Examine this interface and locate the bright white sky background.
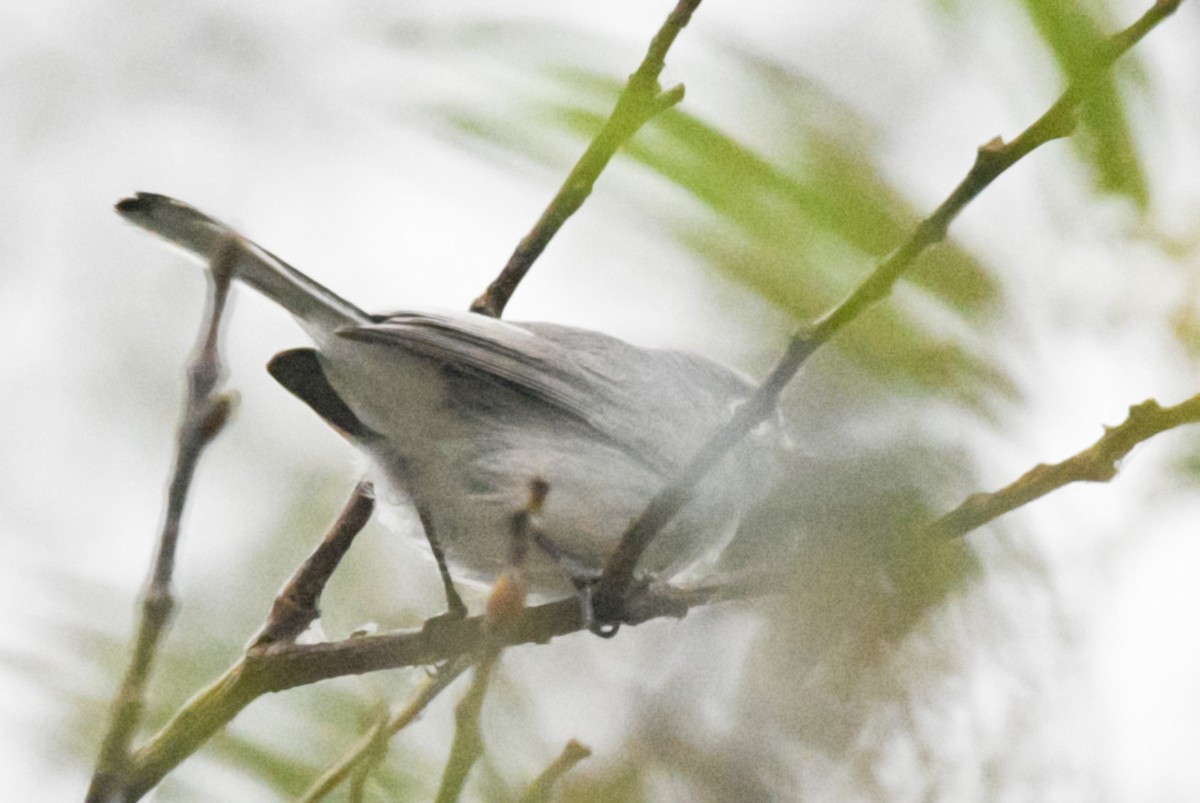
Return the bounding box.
[2,1,1200,800]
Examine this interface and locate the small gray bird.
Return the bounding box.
[117,193,783,611]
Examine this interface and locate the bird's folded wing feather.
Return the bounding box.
[338,311,680,472]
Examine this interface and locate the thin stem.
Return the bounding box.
[433,651,500,803]
[517,740,592,803]
[86,243,235,803]
[298,658,471,802]
[932,394,1200,539]
[251,481,375,647]
[470,0,702,318]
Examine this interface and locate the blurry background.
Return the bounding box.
[2,0,1199,799]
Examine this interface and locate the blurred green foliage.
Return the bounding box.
[937,0,1150,206]
[438,52,1016,413]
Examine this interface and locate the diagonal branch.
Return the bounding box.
[471,0,702,317]
[932,394,1200,539]
[250,480,375,648]
[591,0,1184,617]
[86,242,237,802]
[297,657,472,802]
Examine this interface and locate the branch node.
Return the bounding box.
[1129,399,1161,420]
[1043,104,1080,142]
[654,82,686,111]
[915,215,950,249]
[198,392,236,441]
[978,135,1006,155]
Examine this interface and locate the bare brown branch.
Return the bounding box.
[592,0,1184,618]
[86,242,236,803]
[251,481,375,647]
[470,0,702,318]
[933,394,1200,539]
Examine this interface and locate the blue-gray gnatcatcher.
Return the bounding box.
[116,193,784,605]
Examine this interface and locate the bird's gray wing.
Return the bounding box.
[339,310,620,431]
[339,311,752,474]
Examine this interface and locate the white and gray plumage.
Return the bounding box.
[116,193,783,598]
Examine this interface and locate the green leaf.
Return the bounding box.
[1018,0,1148,206]
[435,51,1014,411]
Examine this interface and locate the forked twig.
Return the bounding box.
[114,391,1200,798]
[86,242,236,802]
[300,478,547,800]
[114,382,1200,803]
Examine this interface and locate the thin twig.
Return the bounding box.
[932,394,1200,539]
[517,740,592,803]
[250,480,375,647]
[345,703,388,803]
[298,657,472,802]
[85,243,236,802]
[591,0,1184,618]
[434,650,500,803]
[470,0,702,317]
